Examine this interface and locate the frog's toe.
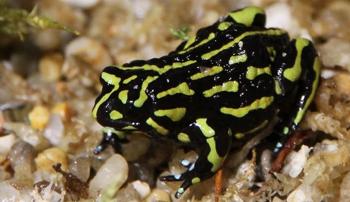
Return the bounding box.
[175,179,192,198]
[180,159,194,169]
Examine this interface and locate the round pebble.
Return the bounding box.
[8,141,36,178]
[89,154,128,197]
[69,157,91,182]
[0,134,16,154]
[28,105,50,131]
[34,147,68,173]
[65,37,112,72]
[39,53,64,82]
[131,180,151,199]
[145,189,171,202]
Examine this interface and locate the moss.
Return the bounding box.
[0,0,78,40]
[170,26,190,40]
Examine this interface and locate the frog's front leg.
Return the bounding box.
[272,38,320,152]
[94,127,128,154]
[160,119,232,198]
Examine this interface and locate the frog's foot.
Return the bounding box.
[161,134,231,198]
[94,132,128,154]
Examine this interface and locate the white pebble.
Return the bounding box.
[65,37,112,71]
[131,180,151,199]
[145,189,171,202]
[60,0,100,9]
[282,145,311,178]
[0,134,16,154]
[89,154,128,197]
[43,115,64,146]
[321,69,336,79]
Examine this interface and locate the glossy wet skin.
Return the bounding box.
[92,6,320,198]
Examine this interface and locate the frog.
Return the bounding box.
[92,6,320,198]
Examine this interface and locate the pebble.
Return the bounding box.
[60,0,100,9]
[52,102,74,121]
[39,53,64,82]
[8,141,36,178]
[89,154,128,197]
[340,171,350,202]
[64,37,112,72]
[0,134,16,154]
[320,38,350,71]
[69,156,91,182]
[43,115,64,146]
[145,189,171,202]
[282,145,311,178]
[131,180,151,199]
[3,123,49,151]
[34,147,68,173]
[28,105,50,130]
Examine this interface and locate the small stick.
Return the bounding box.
[215,169,223,202]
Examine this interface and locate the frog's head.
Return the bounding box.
[92,66,150,131]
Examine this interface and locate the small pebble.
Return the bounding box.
[39,53,64,82]
[8,141,36,178]
[52,102,74,121]
[65,37,112,72]
[28,105,50,130]
[145,189,171,202]
[69,157,91,182]
[35,147,68,173]
[89,154,128,197]
[0,134,16,154]
[43,115,64,146]
[131,180,151,199]
[60,0,100,9]
[340,171,350,202]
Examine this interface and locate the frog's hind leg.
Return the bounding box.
[160,118,231,198]
[272,38,320,152]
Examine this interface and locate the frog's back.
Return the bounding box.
[147,25,287,130]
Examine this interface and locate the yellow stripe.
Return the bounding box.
[274,80,282,95]
[196,118,215,138]
[179,33,216,54]
[190,66,223,80]
[154,108,187,122]
[123,75,137,84]
[221,96,274,118]
[203,81,239,97]
[283,39,310,81]
[118,90,128,104]
[156,82,194,99]
[122,126,136,130]
[177,132,191,143]
[293,58,320,125]
[229,54,247,64]
[202,29,286,60]
[134,76,157,107]
[229,6,264,26]
[92,74,121,118]
[207,137,224,172]
[118,60,196,74]
[191,177,201,184]
[146,117,168,135]
[246,66,271,80]
[109,110,123,120]
[218,22,232,31]
[184,36,196,49]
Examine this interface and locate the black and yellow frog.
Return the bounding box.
[92,6,320,198]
